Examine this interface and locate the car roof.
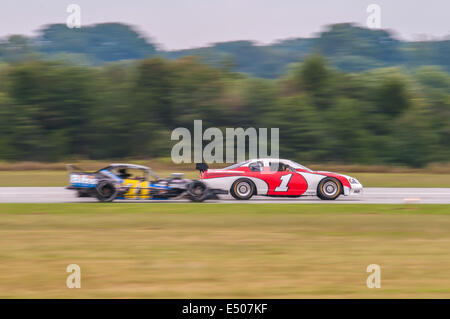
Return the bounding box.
[248,158,291,163]
[108,163,150,170]
[233,158,293,167]
[244,158,311,170]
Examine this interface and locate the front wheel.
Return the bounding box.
[317,177,342,200]
[230,178,255,200]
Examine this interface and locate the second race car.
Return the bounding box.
[67,163,227,202]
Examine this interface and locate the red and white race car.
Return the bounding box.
[197,158,363,200]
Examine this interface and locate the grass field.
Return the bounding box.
[1,203,450,298]
[1,170,450,187]
[1,159,450,187]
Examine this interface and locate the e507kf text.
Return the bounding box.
[227,303,268,314]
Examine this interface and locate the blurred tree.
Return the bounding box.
[128,58,174,157]
[0,35,40,62]
[241,78,277,127]
[7,61,95,159]
[271,94,329,161]
[375,76,410,117]
[170,56,225,128]
[37,23,156,64]
[133,58,173,125]
[0,52,448,166]
[315,23,402,68]
[295,55,334,109]
[390,105,438,167]
[324,98,373,163]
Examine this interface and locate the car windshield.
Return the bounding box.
[289,161,312,172]
[111,168,147,180]
[223,160,249,170]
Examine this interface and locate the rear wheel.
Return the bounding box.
[95,180,117,202]
[230,178,255,200]
[187,180,208,202]
[317,177,341,200]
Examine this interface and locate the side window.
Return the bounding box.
[249,161,264,172]
[269,162,281,172]
[270,162,292,172]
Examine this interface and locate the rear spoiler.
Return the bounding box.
[195,163,209,173]
[66,164,87,173]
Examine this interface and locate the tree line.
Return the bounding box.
[0,23,449,78]
[0,54,448,167]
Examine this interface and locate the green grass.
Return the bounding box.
[0,171,69,187]
[354,173,450,188]
[1,170,450,187]
[1,203,450,298]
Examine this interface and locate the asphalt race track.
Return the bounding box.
[0,187,449,204]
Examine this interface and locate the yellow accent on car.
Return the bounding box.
[123,179,150,199]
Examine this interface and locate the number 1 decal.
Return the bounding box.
[275,174,293,192]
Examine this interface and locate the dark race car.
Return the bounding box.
[67,163,227,202]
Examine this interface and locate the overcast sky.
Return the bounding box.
[1,0,449,50]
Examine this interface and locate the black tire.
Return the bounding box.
[230,178,255,200]
[187,180,208,202]
[317,177,342,200]
[77,190,90,198]
[95,180,118,202]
